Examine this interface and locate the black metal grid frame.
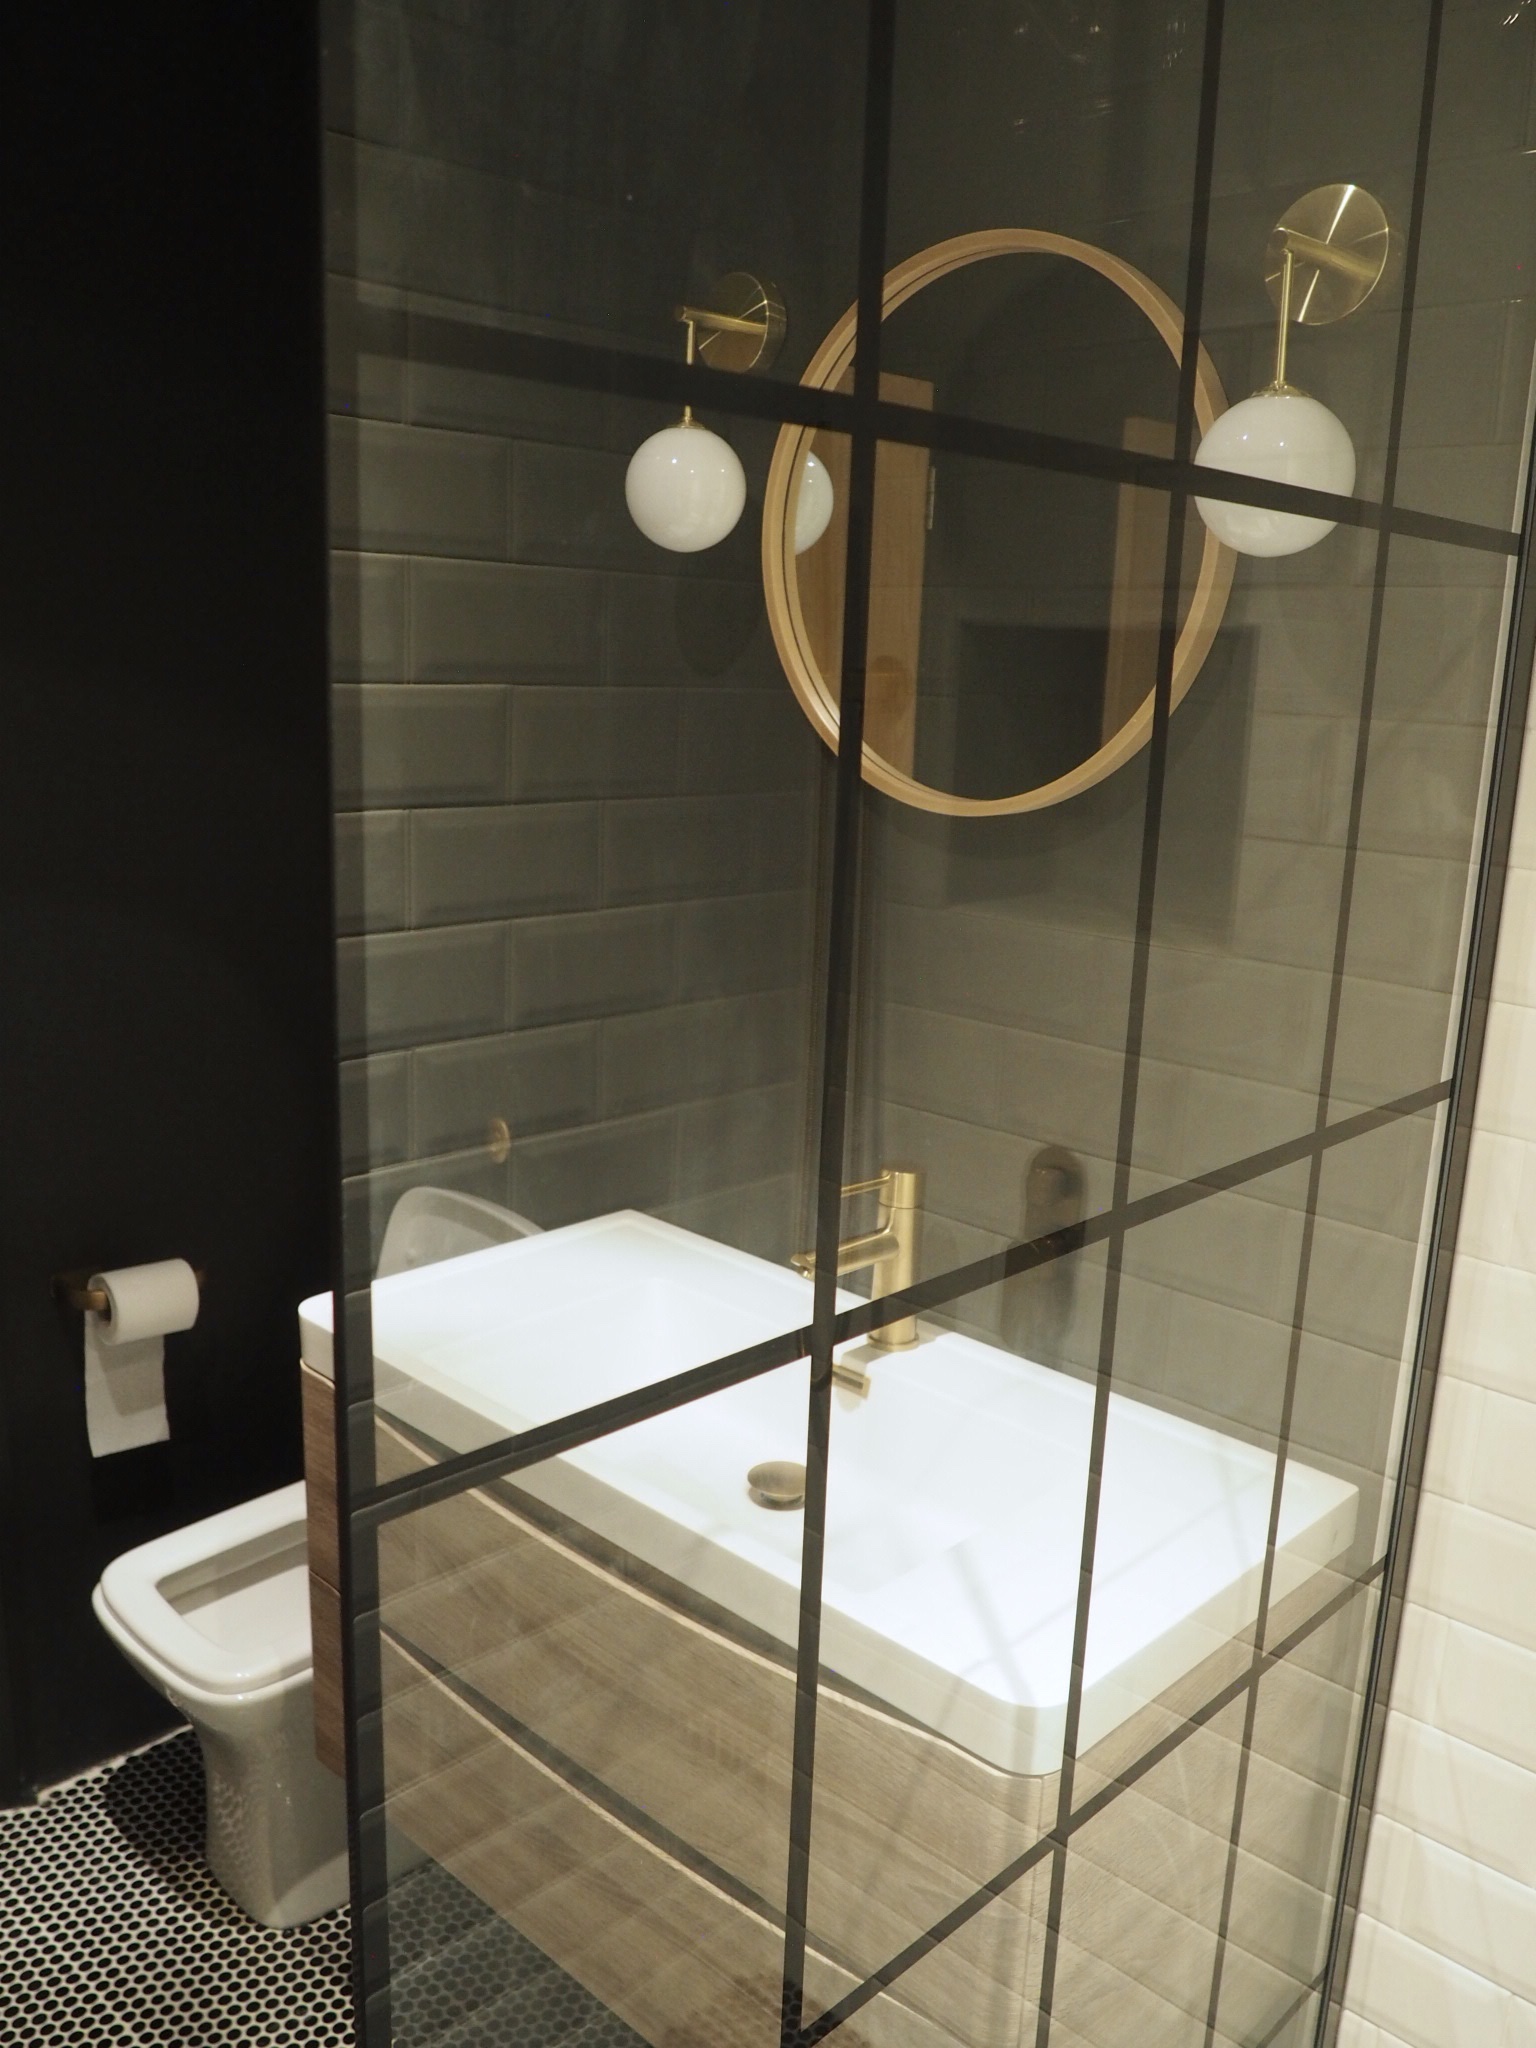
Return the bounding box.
[321,3,1536,2043]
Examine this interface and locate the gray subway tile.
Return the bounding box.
[1330,975,1451,1103]
[406,352,602,444]
[509,688,679,800]
[604,572,781,690]
[338,924,507,1055]
[881,903,1134,1051]
[329,416,509,558]
[510,906,676,1028]
[329,551,406,681]
[322,0,403,142]
[659,1174,803,1268]
[1140,946,1331,1092]
[1303,1213,1421,1362]
[1355,719,1488,864]
[884,1006,1003,1131]
[399,13,512,173]
[409,561,602,682]
[509,183,686,341]
[678,689,819,795]
[335,810,409,935]
[602,991,805,1117]
[603,794,800,906]
[675,1084,803,1202]
[325,279,406,423]
[412,803,601,924]
[413,1024,599,1153]
[676,893,808,1001]
[512,1112,677,1229]
[332,135,511,308]
[339,1053,411,1175]
[511,440,652,570]
[332,685,507,808]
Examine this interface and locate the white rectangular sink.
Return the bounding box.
[300,1211,1356,1776]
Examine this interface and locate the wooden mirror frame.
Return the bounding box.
[761,230,1236,817]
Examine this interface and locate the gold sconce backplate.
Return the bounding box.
[686,271,786,374]
[761,230,1235,818]
[1263,184,1392,327]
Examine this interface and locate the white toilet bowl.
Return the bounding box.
[93,1481,349,1929]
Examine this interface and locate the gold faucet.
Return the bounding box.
[791,1166,922,1390]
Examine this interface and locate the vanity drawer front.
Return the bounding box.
[378,1458,1037,2048]
[382,1636,980,2048]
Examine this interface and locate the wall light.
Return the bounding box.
[625,273,787,554]
[1195,185,1391,558]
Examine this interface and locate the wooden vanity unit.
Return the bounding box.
[301,1363,1360,2048]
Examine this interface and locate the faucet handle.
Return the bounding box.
[838,1164,922,1207]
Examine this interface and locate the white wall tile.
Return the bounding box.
[1404,1495,1536,1649]
[1347,1912,1517,2048]
[1453,1129,1527,1268]
[1435,1621,1536,1776]
[1491,868,1536,1003]
[1471,1388,1536,1530]
[1377,1722,1536,1886]
[1348,674,1536,2044]
[1439,1254,1536,1397]
[1476,1000,1536,1143]
[1419,1376,1485,1502]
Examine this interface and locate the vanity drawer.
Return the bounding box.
[375,1451,1039,2048]
[381,1634,977,2048]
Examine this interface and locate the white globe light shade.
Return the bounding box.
[625,422,746,552]
[793,449,835,553]
[1194,392,1356,558]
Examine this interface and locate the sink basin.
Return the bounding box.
[300,1210,1356,1776]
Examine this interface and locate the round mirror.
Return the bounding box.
[762,232,1235,816]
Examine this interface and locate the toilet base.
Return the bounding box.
[196,1677,349,1929]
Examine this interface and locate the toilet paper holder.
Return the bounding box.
[52,1267,206,1317]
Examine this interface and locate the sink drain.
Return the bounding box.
[746,1460,807,1510]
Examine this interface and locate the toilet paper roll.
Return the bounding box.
[83,1259,199,1457]
[90,1259,200,1345]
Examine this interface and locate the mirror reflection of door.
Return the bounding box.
[799,406,1179,795]
[797,372,933,777]
[1103,418,1177,742]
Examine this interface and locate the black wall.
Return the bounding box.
[0,4,334,1796]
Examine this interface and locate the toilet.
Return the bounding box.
[91,1189,540,1928]
[93,1480,348,1929]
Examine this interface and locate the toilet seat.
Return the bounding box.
[95,1481,310,1701]
[94,1480,349,1928]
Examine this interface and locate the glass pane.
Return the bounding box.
[1395,3,1536,532]
[886,0,1211,455]
[324,0,868,377]
[1213,1584,1378,2048]
[797,1254,1106,2047]
[372,1377,812,2048]
[1201,6,1435,515]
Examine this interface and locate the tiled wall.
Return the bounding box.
[322,1,862,1273]
[1340,687,1536,2048]
[855,1,1536,1563]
